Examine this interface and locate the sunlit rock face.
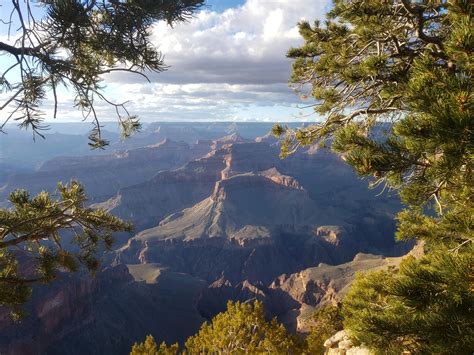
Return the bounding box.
[117,139,406,285]
[0,125,412,355]
[324,330,372,355]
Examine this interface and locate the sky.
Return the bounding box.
[0,0,331,123]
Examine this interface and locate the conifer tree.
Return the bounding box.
[0,0,203,315]
[0,181,132,318]
[343,252,474,353]
[133,301,304,354]
[185,300,303,354]
[0,0,204,147]
[279,0,473,352]
[131,335,178,355]
[305,304,343,354]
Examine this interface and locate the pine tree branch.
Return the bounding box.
[337,106,400,124]
[400,0,444,49]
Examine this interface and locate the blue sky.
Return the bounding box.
[206,0,246,12]
[0,0,330,123]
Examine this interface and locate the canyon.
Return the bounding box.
[0,123,411,354]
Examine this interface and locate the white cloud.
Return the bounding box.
[263,9,284,42]
[101,0,330,121]
[2,0,330,123]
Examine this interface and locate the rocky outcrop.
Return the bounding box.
[0,140,208,204]
[211,133,249,150]
[268,253,403,332]
[260,168,303,190]
[221,142,280,175]
[1,130,414,355]
[96,148,226,233]
[0,265,206,355]
[116,230,341,285]
[197,277,268,318]
[129,170,337,243]
[255,132,279,145]
[324,330,371,355]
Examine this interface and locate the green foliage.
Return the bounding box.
[343,248,474,354]
[134,301,304,354]
[131,335,179,355]
[279,0,473,188]
[185,300,304,354]
[0,0,202,317]
[305,304,343,354]
[284,1,474,353]
[0,181,132,318]
[0,0,204,147]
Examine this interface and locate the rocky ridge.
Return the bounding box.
[0,129,412,355]
[0,139,210,205]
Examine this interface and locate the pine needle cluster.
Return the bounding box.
[0,181,132,318]
[0,0,204,147]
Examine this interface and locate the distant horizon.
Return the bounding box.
[4,120,315,126]
[2,120,313,139]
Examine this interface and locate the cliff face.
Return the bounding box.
[1,134,412,355]
[0,139,209,205]
[116,140,407,283]
[0,265,206,355]
[117,230,344,285]
[269,253,404,333]
[211,132,250,151]
[96,148,227,232]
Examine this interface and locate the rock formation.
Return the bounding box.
[0,127,413,355]
[0,139,208,205]
[324,330,371,355]
[0,265,205,355]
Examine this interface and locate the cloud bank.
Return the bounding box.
[103,0,329,121]
[1,0,329,122]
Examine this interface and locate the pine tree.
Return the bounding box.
[131,335,179,355]
[280,1,473,352]
[185,300,304,354]
[0,0,204,316]
[132,301,304,354]
[343,251,474,353]
[0,0,204,147]
[0,181,131,318]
